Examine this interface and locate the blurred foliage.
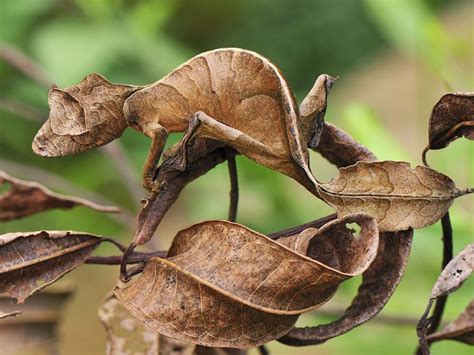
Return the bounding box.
[0,0,472,354]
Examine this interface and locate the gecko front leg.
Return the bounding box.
[142,123,168,191]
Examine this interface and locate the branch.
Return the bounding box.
[0,41,51,88]
[0,158,136,229]
[268,213,337,239]
[0,97,44,122]
[226,149,239,222]
[416,212,453,355]
[100,142,145,207]
[86,250,166,265]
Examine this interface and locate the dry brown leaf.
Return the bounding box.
[426,300,474,345]
[422,92,474,164]
[430,243,473,299]
[279,229,413,345]
[0,170,119,221]
[99,293,161,355]
[115,216,378,348]
[317,161,470,231]
[314,122,377,168]
[0,310,20,320]
[0,231,102,303]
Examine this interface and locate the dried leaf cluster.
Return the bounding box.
[0,48,472,354]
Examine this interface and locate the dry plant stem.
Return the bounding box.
[0,158,136,228]
[417,299,435,355]
[0,42,51,88]
[0,97,44,122]
[226,149,239,222]
[415,212,453,355]
[85,250,166,265]
[120,148,228,281]
[267,213,337,239]
[101,142,144,207]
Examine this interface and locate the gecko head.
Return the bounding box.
[33,73,139,157]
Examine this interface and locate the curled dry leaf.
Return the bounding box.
[422,92,474,164]
[0,170,119,221]
[430,243,473,299]
[0,231,102,303]
[0,310,20,320]
[279,229,413,345]
[314,122,377,168]
[317,161,470,231]
[426,300,474,345]
[115,216,378,348]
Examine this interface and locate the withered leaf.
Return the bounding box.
[99,293,160,355]
[115,217,378,348]
[279,229,413,345]
[426,300,474,345]
[317,161,470,231]
[0,230,102,303]
[0,170,119,221]
[314,122,377,168]
[430,243,473,299]
[0,310,20,320]
[422,92,474,164]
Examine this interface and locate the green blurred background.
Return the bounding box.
[0,0,472,354]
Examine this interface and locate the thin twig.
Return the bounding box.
[0,42,51,88]
[85,250,166,265]
[101,142,144,207]
[268,213,337,239]
[415,212,453,355]
[0,97,44,122]
[416,299,435,355]
[226,149,239,222]
[0,158,136,228]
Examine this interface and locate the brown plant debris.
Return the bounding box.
[279,229,413,345]
[417,243,473,354]
[0,231,103,303]
[317,161,471,231]
[426,300,474,345]
[422,92,474,165]
[0,170,119,221]
[115,216,378,348]
[430,243,473,299]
